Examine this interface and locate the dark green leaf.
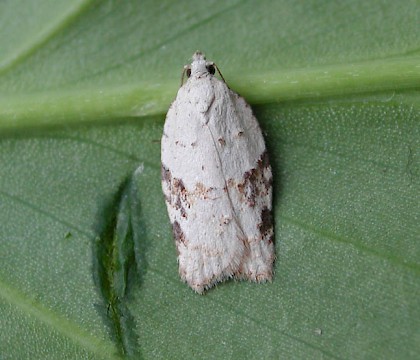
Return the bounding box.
[0,1,419,359]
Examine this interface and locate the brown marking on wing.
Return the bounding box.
[258,206,273,242]
[172,221,187,248]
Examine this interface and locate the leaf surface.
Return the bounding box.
[0,1,419,359]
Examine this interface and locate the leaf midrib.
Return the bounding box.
[0,55,418,132]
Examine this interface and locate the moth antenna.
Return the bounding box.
[181,65,191,86]
[213,63,227,84]
[180,66,187,87]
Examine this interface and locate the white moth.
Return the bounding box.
[161,51,274,293]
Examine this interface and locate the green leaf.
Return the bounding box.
[0,1,419,359]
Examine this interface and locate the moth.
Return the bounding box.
[161,51,274,293]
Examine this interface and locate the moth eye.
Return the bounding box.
[207,64,215,75]
[186,68,192,78]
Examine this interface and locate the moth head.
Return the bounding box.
[192,51,205,62]
[190,51,215,77]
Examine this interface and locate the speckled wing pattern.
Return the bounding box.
[161,59,274,294]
